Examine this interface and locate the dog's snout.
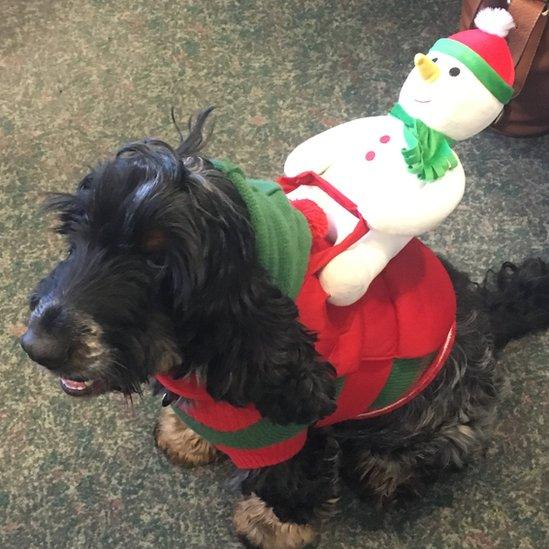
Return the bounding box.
[20,306,71,369]
[20,327,69,368]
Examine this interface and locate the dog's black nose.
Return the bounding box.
[20,326,69,369]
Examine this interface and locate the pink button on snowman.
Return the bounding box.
[365,135,391,161]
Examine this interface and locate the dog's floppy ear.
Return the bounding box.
[200,266,338,426]
[159,219,338,426]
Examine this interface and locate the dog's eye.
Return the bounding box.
[146,256,164,270]
[79,175,93,191]
[65,244,76,261]
[29,294,40,311]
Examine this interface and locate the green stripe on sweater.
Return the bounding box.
[172,378,345,449]
[369,354,434,410]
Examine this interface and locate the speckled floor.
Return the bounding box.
[0,0,547,547]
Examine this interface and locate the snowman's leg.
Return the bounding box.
[319,230,411,306]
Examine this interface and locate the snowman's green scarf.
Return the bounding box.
[390,103,457,182]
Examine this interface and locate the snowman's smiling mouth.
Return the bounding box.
[414,99,432,104]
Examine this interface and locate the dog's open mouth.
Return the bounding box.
[59,376,104,396]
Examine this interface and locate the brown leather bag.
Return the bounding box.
[461,0,549,136]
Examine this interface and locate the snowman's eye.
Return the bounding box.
[431,57,438,62]
[449,67,461,77]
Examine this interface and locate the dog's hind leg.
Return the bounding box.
[336,364,497,504]
[154,407,220,467]
[234,430,340,549]
[340,408,495,504]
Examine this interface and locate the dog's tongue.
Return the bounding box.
[60,378,92,392]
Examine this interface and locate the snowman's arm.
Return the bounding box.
[320,161,466,306]
[320,231,411,306]
[284,118,372,176]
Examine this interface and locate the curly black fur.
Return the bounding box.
[23,108,549,538]
[239,430,341,525]
[481,258,549,351]
[26,107,336,423]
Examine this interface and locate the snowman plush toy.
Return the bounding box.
[285,7,515,306]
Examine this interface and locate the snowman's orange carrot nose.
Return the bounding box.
[414,54,440,83]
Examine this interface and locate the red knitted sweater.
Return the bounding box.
[156,172,456,469]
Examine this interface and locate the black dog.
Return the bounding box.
[21,109,549,548]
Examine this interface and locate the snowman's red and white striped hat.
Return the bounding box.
[431,8,515,104]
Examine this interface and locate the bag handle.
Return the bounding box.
[508,0,549,95]
[460,1,548,96]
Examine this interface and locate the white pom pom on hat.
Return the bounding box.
[474,7,515,37]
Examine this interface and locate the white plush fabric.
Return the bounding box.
[474,7,515,37]
[399,52,504,140]
[285,115,465,239]
[284,46,503,305]
[318,230,411,306]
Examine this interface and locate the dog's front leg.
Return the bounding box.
[154,407,219,467]
[234,430,340,549]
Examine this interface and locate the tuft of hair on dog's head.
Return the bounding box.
[21,106,256,398]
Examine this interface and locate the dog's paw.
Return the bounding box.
[256,362,337,425]
[154,407,219,467]
[234,494,318,549]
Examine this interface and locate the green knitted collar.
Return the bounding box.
[211,159,311,299]
[390,103,457,182]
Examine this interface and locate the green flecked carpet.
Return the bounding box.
[0,1,547,547]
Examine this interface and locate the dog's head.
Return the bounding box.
[20,108,254,397]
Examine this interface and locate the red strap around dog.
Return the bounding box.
[278,171,369,274]
[278,171,361,217]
